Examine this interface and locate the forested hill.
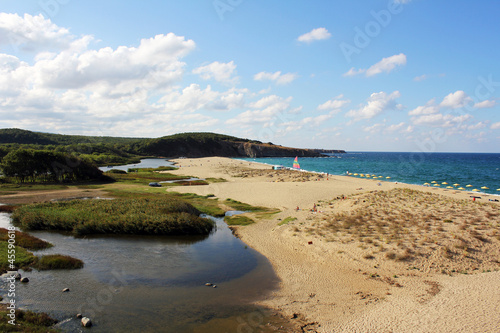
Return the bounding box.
[0,128,344,166]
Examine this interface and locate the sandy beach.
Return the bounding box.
[167,157,500,332]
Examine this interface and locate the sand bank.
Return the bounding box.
[167,157,500,332]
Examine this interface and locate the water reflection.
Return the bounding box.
[0,213,280,332]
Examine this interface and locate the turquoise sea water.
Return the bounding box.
[239,152,500,196]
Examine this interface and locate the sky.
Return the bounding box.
[0,0,499,153]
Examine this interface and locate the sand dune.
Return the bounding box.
[167,157,500,332]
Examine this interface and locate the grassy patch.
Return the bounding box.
[0,184,68,192]
[224,199,269,212]
[0,242,37,272]
[224,215,255,226]
[0,205,17,213]
[278,217,297,226]
[0,228,53,250]
[206,177,227,183]
[0,305,59,332]
[169,192,226,217]
[35,254,84,270]
[106,168,186,184]
[12,197,214,236]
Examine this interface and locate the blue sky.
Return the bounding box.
[0,0,499,152]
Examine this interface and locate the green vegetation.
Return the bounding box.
[224,198,269,212]
[105,167,185,184]
[0,228,53,250]
[224,215,255,226]
[0,242,37,272]
[0,149,108,183]
[12,198,214,236]
[278,216,297,226]
[35,254,84,270]
[206,177,227,183]
[0,305,59,332]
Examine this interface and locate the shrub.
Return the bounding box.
[35,254,84,270]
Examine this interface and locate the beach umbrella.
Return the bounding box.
[386,176,391,179]
[446,186,453,189]
[433,184,440,187]
[472,189,480,192]
[458,187,465,190]
[466,185,473,187]
[442,182,448,185]
[453,183,460,186]
[431,181,437,183]
[497,188,500,191]
[353,173,358,176]
[423,182,430,186]
[481,186,489,190]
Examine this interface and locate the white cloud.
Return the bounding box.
[467,121,488,131]
[226,95,293,127]
[192,61,238,84]
[408,99,439,116]
[297,28,331,43]
[365,53,407,77]
[317,95,350,112]
[386,122,406,132]
[0,13,74,52]
[346,91,401,121]
[413,74,428,82]
[440,90,472,109]
[254,71,298,85]
[344,54,406,77]
[473,99,496,109]
[491,122,500,130]
[343,67,365,77]
[411,113,472,127]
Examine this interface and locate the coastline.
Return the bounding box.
[167,157,500,332]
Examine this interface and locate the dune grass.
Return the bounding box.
[12,197,214,236]
[278,217,297,226]
[311,188,500,273]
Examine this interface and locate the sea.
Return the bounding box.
[238,152,500,196]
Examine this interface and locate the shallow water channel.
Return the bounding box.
[0,212,285,332]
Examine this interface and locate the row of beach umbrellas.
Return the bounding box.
[349,172,499,192]
[422,181,500,192]
[350,173,391,179]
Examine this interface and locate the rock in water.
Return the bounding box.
[62,288,70,292]
[81,317,92,327]
[13,272,22,280]
[76,313,83,319]
[20,277,29,283]
[205,283,212,286]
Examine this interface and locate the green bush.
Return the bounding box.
[35,254,84,270]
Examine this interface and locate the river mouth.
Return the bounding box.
[0,212,287,332]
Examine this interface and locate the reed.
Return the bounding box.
[12,197,214,236]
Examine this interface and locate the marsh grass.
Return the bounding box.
[35,254,84,270]
[224,198,269,212]
[0,305,58,332]
[12,197,214,236]
[0,242,37,272]
[224,215,255,226]
[0,228,52,250]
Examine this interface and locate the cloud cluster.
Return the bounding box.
[192,61,238,84]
